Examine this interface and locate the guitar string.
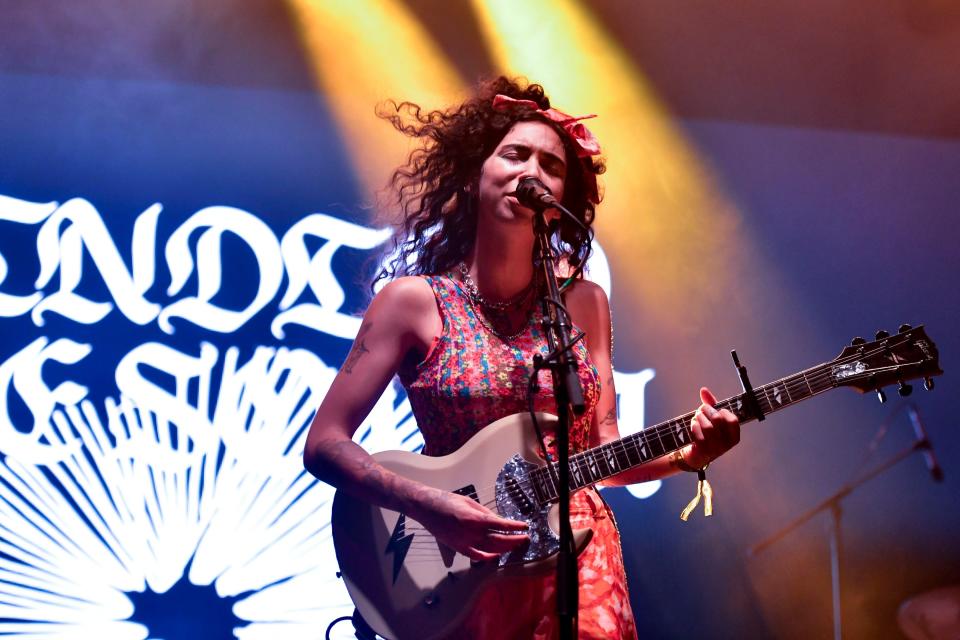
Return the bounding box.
[402,352,848,525]
[400,377,924,553]
[398,365,863,540]
[397,343,908,537]
[392,343,914,538]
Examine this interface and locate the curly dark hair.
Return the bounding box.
[371,76,605,290]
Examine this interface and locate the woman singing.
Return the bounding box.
[304,76,740,639]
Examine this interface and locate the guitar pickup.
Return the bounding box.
[504,476,535,515]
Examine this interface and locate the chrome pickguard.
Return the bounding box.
[495,454,557,567]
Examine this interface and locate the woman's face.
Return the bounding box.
[476,119,567,226]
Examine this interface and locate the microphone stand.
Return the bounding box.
[747,407,941,640]
[530,207,586,640]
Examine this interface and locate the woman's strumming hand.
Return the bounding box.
[411,487,529,562]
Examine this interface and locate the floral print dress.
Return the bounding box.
[399,275,637,640]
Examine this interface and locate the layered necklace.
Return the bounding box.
[456,261,538,341]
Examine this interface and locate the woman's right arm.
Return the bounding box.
[303,277,527,560]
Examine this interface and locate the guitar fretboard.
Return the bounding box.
[527,361,837,504]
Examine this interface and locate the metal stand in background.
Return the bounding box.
[748,404,944,640]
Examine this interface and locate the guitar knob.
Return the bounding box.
[875,330,890,340]
[876,388,887,403]
[898,381,913,397]
[898,324,912,334]
[924,377,935,391]
[851,337,866,346]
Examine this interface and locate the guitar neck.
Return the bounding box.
[529,360,838,502]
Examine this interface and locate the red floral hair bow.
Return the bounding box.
[492,93,601,158]
[492,93,602,204]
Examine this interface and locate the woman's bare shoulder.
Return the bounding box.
[366,275,440,340]
[371,275,435,308]
[562,279,611,346]
[562,278,609,309]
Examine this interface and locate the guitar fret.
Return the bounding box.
[573,455,588,488]
[648,422,667,458]
[615,441,633,470]
[636,432,656,462]
[673,418,691,447]
[599,443,618,476]
[727,395,748,422]
[569,457,582,489]
[586,452,600,483]
[802,371,815,395]
[529,472,545,503]
[782,379,794,403]
[765,382,786,409]
[537,468,558,502]
[660,424,681,452]
[760,389,774,416]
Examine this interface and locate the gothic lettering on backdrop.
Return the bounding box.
[0,192,656,636]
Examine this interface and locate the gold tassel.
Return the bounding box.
[680,468,713,521]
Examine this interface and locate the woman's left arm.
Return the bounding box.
[565,280,740,486]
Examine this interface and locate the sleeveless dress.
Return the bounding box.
[399,275,637,640]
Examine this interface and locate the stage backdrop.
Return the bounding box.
[1,2,958,639]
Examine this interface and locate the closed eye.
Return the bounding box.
[501,147,529,162]
[542,158,566,177]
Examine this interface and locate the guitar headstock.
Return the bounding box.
[831,324,943,400]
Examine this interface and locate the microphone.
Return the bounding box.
[907,405,944,482]
[514,177,558,210]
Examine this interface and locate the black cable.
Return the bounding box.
[325,615,354,640]
[527,331,586,488]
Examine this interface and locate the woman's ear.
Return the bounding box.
[465,173,480,194]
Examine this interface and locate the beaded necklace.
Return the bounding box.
[454,263,538,341]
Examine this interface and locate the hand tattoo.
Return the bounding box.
[343,323,372,374]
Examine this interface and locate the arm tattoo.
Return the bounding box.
[321,439,438,516]
[342,323,372,374]
[600,407,617,426]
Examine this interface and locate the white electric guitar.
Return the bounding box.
[331,326,942,639]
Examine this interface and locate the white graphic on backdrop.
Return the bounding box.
[0,193,655,638]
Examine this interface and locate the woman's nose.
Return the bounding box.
[518,160,547,182]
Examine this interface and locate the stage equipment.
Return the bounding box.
[749,397,946,640]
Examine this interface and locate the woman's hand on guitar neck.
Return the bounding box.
[410,487,529,562]
[685,387,741,469]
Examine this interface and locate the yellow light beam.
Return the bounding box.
[471,0,749,339]
[286,0,465,216]
[472,5,839,618]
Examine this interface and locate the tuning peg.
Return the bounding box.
[898,381,913,397]
[924,377,935,391]
[851,337,866,346]
[875,330,890,340]
[898,324,912,334]
[876,388,887,403]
